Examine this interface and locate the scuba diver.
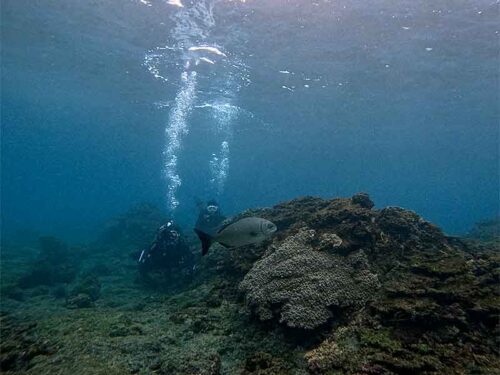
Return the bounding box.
[195,199,226,235]
[136,219,194,285]
[135,199,225,285]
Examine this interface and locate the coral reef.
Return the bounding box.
[236,194,499,373]
[240,228,379,329]
[0,195,498,374]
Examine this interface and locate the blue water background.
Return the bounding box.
[1,0,499,241]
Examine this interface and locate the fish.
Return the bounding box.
[194,217,277,256]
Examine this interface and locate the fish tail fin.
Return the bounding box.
[194,228,213,256]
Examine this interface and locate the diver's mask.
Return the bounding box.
[206,205,218,214]
[169,230,180,240]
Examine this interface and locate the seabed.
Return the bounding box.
[1,195,499,374]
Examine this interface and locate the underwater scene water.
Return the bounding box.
[1,0,499,374]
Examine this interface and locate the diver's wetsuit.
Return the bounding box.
[137,220,192,277]
[195,200,226,235]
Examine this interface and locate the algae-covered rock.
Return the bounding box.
[242,352,291,375]
[206,353,221,375]
[99,203,166,250]
[66,293,94,308]
[17,236,78,289]
[65,276,101,309]
[0,314,55,372]
[70,276,101,301]
[466,218,500,248]
[238,194,500,374]
[108,323,143,337]
[351,192,375,209]
[51,285,67,299]
[1,284,25,301]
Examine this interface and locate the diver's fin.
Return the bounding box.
[194,228,213,256]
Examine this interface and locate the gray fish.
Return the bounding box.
[194,217,277,256]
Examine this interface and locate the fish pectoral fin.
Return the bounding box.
[218,242,232,248]
[249,231,259,237]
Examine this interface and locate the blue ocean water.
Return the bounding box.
[1,0,498,241]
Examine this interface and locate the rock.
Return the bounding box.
[351,192,374,209]
[466,218,500,243]
[242,352,290,374]
[30,286,50,297]
[109,324,143,337]
[1,285,24,301]
[66,293,93,309]
[0,314,55,372]
[18,261,77,289]
[98,203,166,250]
[70,276,101,301]
[17,236,78,289]
[206,292,222,308]
[149,358,162,370]
[318,232,343,250]
[191,319,209,333]
[206,353,221,375]
[51,285,67,299]
[84,263,112,277]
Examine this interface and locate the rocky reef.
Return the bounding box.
[99,203,167,251]
[466,217,500,247]
[17,236,79,289]
[238,194,499,373]
[1,194,498,374]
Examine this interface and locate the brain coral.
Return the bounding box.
[239,228,380,329]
